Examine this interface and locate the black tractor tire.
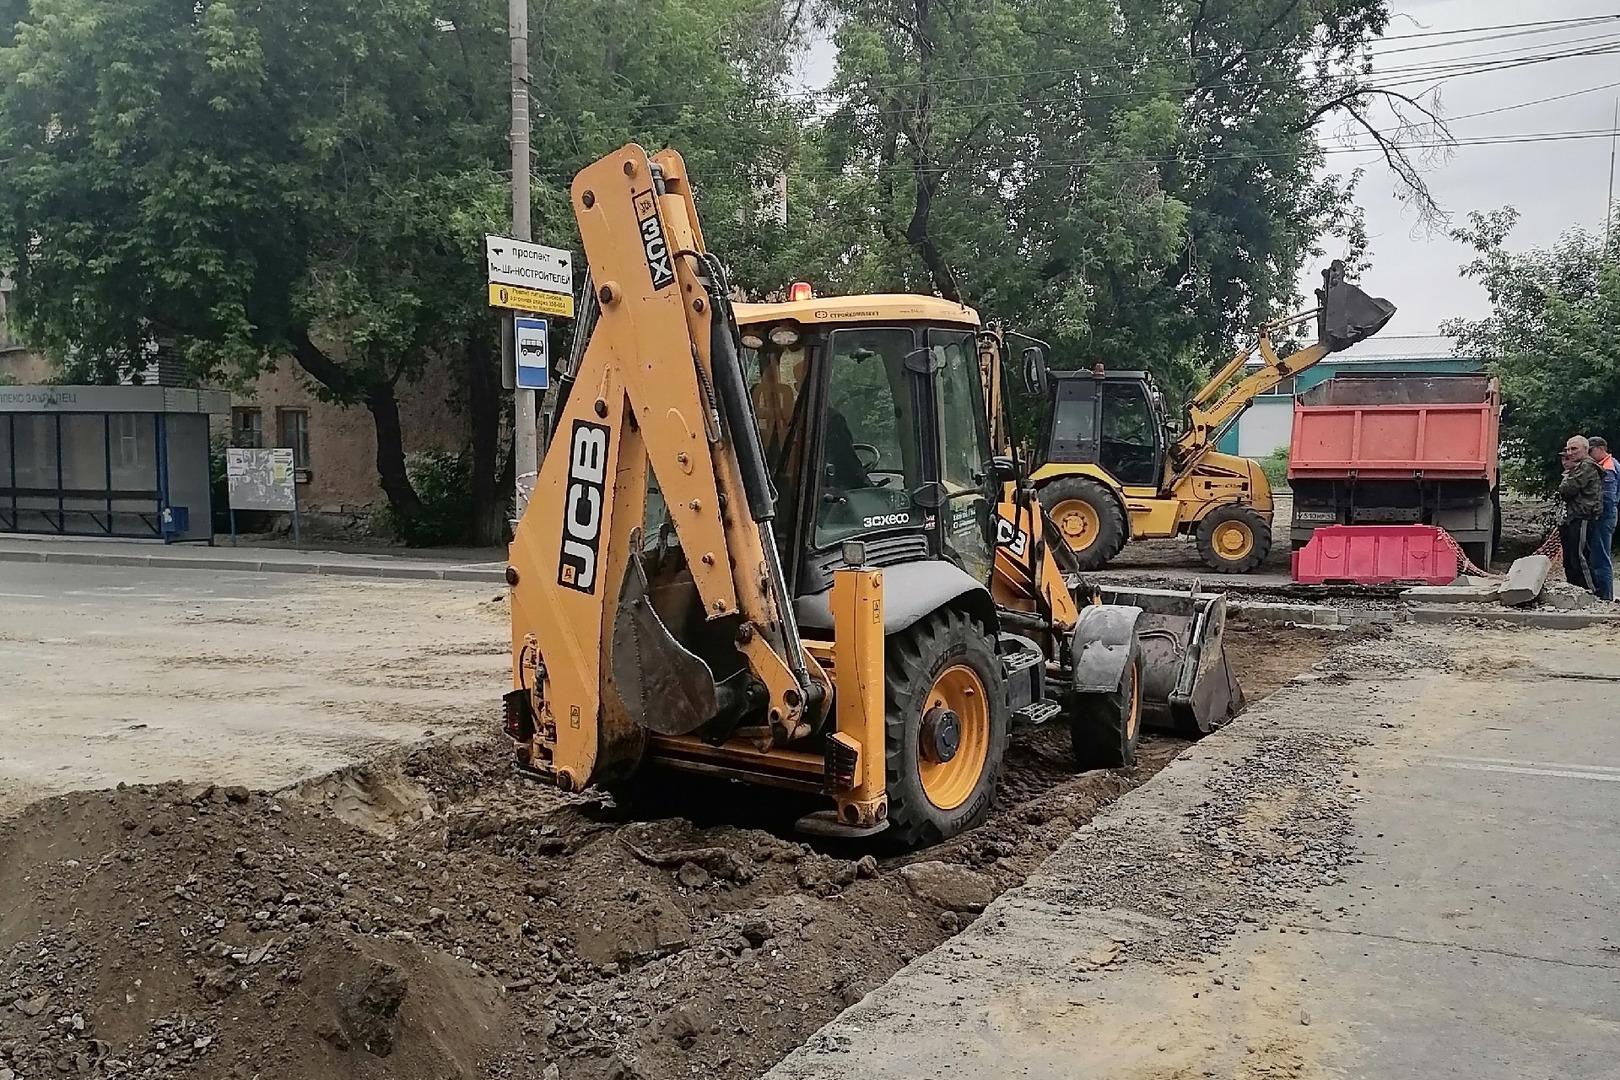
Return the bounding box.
[1036,476,1128,571]
[883,609,1011,849]
[1196,505,1272,573]
[1068,636,1144,769]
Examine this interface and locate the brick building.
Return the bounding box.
[222,361,469,535]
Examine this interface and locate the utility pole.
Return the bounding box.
[1606,98,1617,255]
[509,0,536,516]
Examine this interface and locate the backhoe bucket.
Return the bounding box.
[611,552,719,737]
[1098,586,1243,735]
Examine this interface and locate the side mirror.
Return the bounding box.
[990,455,1019,486]
[1021,346,1048,397]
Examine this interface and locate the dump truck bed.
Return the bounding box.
[1287,374,1501,484]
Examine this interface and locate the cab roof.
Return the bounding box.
[734,293,980,329]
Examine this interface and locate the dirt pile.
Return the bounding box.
[1,624,1327,1080]
[0,731,1178,1080]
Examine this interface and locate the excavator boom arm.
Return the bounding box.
[506,144,818,791]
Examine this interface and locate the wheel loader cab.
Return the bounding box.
[1043,371,1169,489]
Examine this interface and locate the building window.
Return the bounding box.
[1259,376,1296,397]
[277,408,311,474]
[232,407,263,448]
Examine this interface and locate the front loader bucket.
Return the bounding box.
[1317,261,1396,352]
[1098,586,1244,736]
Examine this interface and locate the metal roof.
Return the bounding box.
[1330,333,1470,362]
[1245,333,1477,367]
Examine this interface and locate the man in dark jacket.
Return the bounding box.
[1558,435,1603,592]
[1587,436,1618,600]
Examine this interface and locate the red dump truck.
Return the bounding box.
[1288,373,1502,567]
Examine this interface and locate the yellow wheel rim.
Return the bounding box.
[1052,499,1101,551]
[918,664,991,811]
[1211,520,1254,561]
[1126,660,1141,743]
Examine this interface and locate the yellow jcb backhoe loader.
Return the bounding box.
[504,144,1239,847]
[1031,264,1396,572]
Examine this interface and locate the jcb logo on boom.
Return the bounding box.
[633,189,676,291]
[558,421,609,593]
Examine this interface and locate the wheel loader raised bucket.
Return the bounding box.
[1098,585,1244,735]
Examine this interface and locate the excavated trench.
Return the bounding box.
[0,622,1339,1080]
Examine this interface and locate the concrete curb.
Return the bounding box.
[1229,600,1400,628]
[1408,606,1620,629]
[1232,599,1620,629]
[0,546,506,584]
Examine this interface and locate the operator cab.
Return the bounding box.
[1044,369,1169,490]
[734,292,997,602]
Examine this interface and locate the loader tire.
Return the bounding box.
[1196,505,1271,573]
[883,609,1010,848]
[1038,477,1127,570]
[1068,636,1143,770]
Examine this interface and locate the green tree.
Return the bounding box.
[0,0,806,543]
[785,0,1433,403]
[1443,208,1620,493]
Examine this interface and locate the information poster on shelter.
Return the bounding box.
[226,447,296,511]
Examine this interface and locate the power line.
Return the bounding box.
[1447,78,1620,122]
[628,30,1620,126]
[685,127,1620,185]
[626,14,1620,113]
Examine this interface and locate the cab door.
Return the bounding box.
[927,327,996,585]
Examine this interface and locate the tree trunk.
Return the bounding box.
[465,329,508,546]
[906,172,960,302]
[364,382,422,521]
[290,330,423,522]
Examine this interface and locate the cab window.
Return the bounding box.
[814,328,920,548]
[1099,381,1158,486]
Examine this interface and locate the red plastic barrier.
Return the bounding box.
[1291,524,1458,586]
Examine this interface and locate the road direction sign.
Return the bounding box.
[488,283,575,318]
[485,235,573,295]
[515,317,549,390]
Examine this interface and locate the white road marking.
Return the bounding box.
[1437,754,1620,776]
[0,591,48,599]
[1438,762,1620,784]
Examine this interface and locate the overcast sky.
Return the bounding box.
[797,1,1620,335]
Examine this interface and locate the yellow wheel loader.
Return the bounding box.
[503,144,1239,847]
[1031,264,1396,573]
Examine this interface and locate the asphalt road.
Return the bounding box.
[0,562,507,816]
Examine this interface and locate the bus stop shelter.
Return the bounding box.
[0,385,226,542]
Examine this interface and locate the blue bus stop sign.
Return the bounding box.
[515,316,549,390]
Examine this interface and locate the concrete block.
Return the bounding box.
[318,564,388,578]
[1400,584,1501,605]
[1410,606,1620,629]
[1497,555,1552,607]
[254,561,320,575]
[444,567,506,583]
[48,551,153,568]
[370,566,446,580]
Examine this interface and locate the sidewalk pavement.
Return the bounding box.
[0,532,507,583]
[769,623,1620,1080]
